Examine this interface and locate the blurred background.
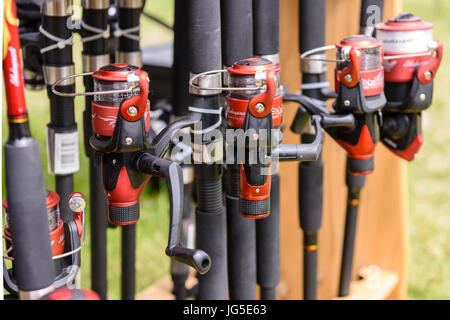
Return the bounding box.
[2,0,449,299]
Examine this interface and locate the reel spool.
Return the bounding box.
[4,190,64,258]
[375,13,443,161]
[3,191,87,296]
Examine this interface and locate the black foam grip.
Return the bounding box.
[196,207,229,299]
[108,204,139,225]
[299,156,323,232]
[5,140,55,292]
[256,173,280,297]
[226,192,257,299]
[360,0,384,28]
[221,0,253,67]
[299,0,326,53]
[188,0,222,73]
[253,0,279,55]
[89,159,108,300]
[173,0,191,116]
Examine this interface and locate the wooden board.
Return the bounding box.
[278,0,407,300]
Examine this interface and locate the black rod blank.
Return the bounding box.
[221,0,256,300]
[298,0,327,300]
[81,2,110,300]
[188,0,228,300]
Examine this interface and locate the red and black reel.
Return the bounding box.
[376,13,443,161]
[323,35,386,175]
[3,191,86,296]
[226,57,282,219]
[90,64,151,225]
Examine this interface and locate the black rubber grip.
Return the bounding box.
[196,174,224,213]
[240,198,270,218]
[108,204,140,225]
[173,0,191,116]
[347,157,374,175]
[196,207,229,299]
[299,0,326,53]
[360,0,384,28]
[188,0,222,73]
[299,155,323,232]
[256,173,280,298]
[221,0,253,67]
[5,140,55,292]
[253,0,279,56]
[89,160,108,300]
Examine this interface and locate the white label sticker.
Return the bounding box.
[53,131,80,175]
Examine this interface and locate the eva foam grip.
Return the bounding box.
[256,173,280,299]
[4,140,55,292]
[299,156,323,232]
[196,207,229,299]
[188,0,222,73]
[226,166,256,300]
[299,0,326,53]
[253,0,279,55]
[221,0,253,66]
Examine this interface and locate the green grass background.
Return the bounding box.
[2,0,449,300]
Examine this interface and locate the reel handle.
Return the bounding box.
[135,153,211,274]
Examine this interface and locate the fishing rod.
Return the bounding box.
[3,1,89,299]
[252,0,280,300]
[114,0,144,300]
[81,0,110,300]
[52,64,212,297]
[170,0,196,300]
[221,0,257,300]
[332,0,385,297]
[188,0,229,300]
[40,0,78,224]
[2,0,55,299]
[296,0,334,300]
[376,13,443,161]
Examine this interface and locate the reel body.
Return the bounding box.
[376,13,443,160]
[325,35,386,175]
[227,58,281,219]
[89,64,151,225]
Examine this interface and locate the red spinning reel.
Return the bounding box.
[376,13,443,161]
[227,58,281,218]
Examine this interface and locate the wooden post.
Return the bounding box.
[279,0,407,300]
